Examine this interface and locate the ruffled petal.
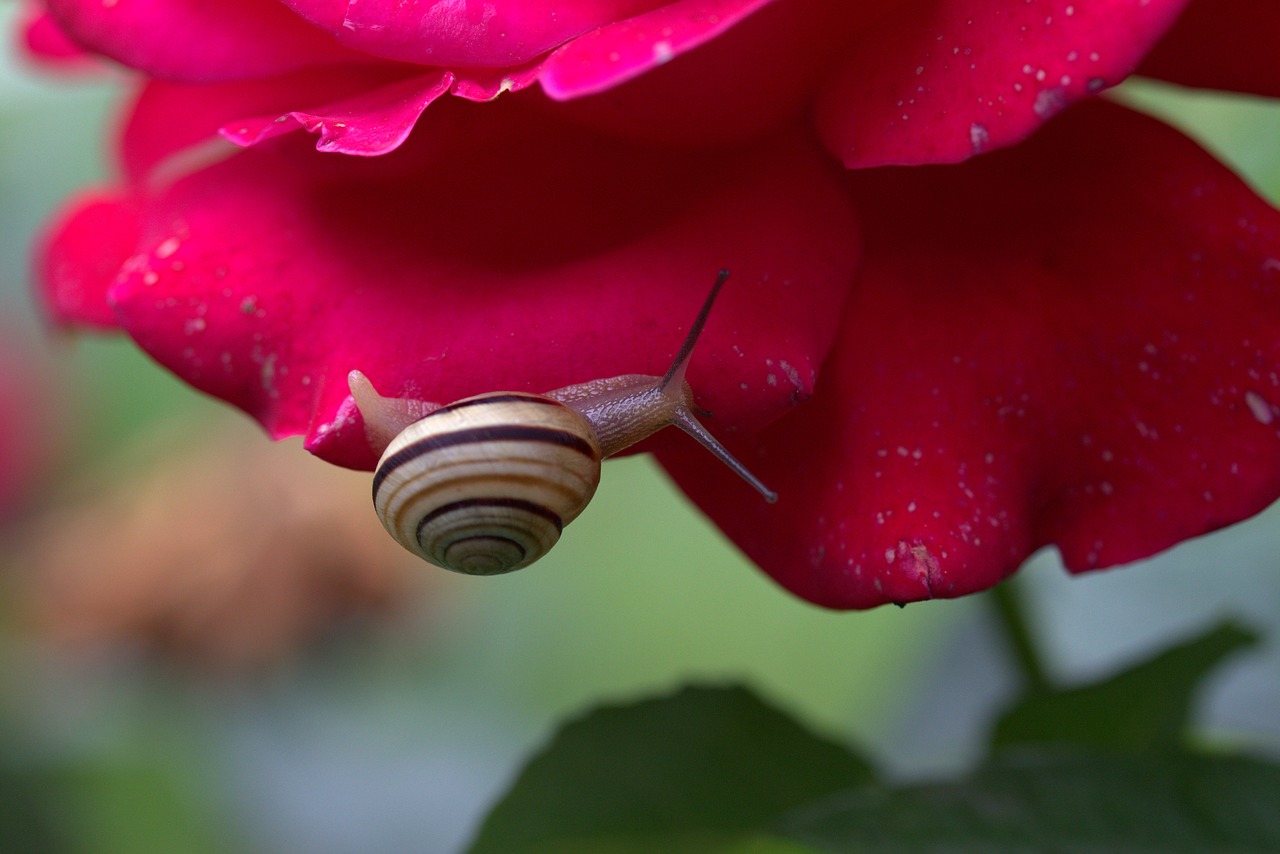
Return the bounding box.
[663,102,1280,609]
[278,0,665,68]
[42,0,358,81]
[220,69,454,157]
[538,0,773,98]
[121,64,555,173]
[63,0,888,161]
[39,99,858,470]
[216,0,884,153]
[816,0,1189,168]
[1137,0,1280,98]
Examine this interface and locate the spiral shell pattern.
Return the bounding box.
[372,392,603,575]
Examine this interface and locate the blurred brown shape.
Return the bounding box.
[15,418,424,678]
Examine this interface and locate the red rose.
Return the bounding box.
[30,0,1280,607]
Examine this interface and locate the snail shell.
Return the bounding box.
[372,392,603,575]
[356,271,775,576]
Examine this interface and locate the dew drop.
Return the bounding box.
[1033,86,1068,118]
[969,122,990,153]
[1246,390,1275,425]
[154,237,181,259]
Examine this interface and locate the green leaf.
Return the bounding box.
[467,684,873,854]
[777,748,1280,853]
[477,831,819,854]
[992,621,1258,751]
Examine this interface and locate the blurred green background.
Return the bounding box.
[1,4,1278,851]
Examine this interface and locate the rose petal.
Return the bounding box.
[120,63,554,174]
[816,0,1188,168]
[39,191,142,329]
[216,62,550,157]
[122,68,447,179]
[1137,0,1280,98]
[183,0,852,159]
[42,0,358,81]
[122,78,283,184]
[538,0,773,98]
[40,98,859,469]
[539,0,895,146]
[278,0,664,68]
[19,3,89,66]
[206,0,871,155]
[220,69,454,157]
[73,0,885,161]
[663,101,1280,609]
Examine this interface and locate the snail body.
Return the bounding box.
[352,271,775,575]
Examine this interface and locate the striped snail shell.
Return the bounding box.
[371,392,602,575]
[351,271,776,576]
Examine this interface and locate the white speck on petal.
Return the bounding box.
[155,237,181,259]
[260,353,278,396]
[969,123,990,153]
[1033,86,1068,118]
[1246,391,1275,425]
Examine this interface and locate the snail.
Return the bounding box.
[349,270,776,575]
